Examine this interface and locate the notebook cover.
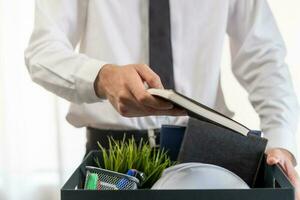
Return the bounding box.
[151,89,250,135]
[177,117,268,187]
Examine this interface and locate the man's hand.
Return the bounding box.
[94,64,186,117]
[266,148,300,200]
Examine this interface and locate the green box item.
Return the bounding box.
[61,151,294,200]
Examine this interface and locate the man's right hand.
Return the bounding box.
[94,64,186,117]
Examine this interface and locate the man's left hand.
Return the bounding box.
[267,148,300,200]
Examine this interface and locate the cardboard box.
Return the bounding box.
[61,151,294,200]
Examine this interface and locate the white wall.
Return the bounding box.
[0,1,86,200]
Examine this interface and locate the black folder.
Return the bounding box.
[177,117,268,187]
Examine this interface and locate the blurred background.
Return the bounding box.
[0,0,299,199]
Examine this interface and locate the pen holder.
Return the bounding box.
[84,166,140,190]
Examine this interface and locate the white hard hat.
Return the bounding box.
[151,163,249,189]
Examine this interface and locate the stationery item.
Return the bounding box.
[127,170,146,184]
[126,169,138,176]
[85,166,139,190]
[117,169,145,189]
[84,173,98,190]
[160,125,186,161]
[177,118,268,187]
[148,88,250,136]
[151,163,249,189]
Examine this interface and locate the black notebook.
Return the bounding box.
[148,89,268,187]
[148,89,250,136]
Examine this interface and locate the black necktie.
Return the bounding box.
[149,0,175,89]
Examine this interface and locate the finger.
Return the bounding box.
[148,107,187,116]
[283,162,300,200]
[266,155,280,165]
[284,161,300,200]
[165,108,187,116]
[134,64,164,89]
[267,155,297,186]
[266,149,286,167]
[108,88,145,117]
[118,94,142,116]
[284,161,300,186]
[127,71,173,110]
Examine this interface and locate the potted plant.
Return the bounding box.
[94,137,175,188]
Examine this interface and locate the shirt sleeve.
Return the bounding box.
[227,0,299,163]
[25,0,107,104]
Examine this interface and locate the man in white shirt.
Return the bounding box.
[25,0,300,195]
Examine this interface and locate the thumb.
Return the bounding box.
[134,64,164,89]
[266,155,280,165]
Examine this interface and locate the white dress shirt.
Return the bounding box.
[25,0,299,158]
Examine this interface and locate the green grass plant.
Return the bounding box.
[94,136,175,188]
